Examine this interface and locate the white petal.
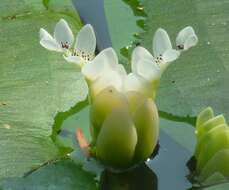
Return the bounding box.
[131,46,154,73]
[124,73,150,94]
[136,59,161,82]
[81,48,118,81]
[183,35,198,50]
[54,19,74,48]
[162,49,180,63]
[75,24,96,54]
[176,26,198,50]
[63,55,83,67]
[39,28,62,52]
[153,28,172,57]
[92,69,124,96]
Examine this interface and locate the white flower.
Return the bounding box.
[39,19,96,67]
[176,26,198,51]
[63,24,96,67]
[82,48,148,98]
[40,19,74,53]
[131,28,180,83]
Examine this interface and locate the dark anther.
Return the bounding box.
[177,45,184,50]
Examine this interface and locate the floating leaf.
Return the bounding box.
[0,0,87,179]
[0,160,97,190]
[138,0,229,120]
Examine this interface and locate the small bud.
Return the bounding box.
[199,149,229,182]
[196,124,229,172]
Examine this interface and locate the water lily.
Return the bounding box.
[176,26,198,51]
[39,19,96,67]
[131,28,180,84]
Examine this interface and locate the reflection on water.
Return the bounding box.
[100,163,158,190]
[98,131,192,190]
[148,131,193,190]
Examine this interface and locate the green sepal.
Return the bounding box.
[199,149,229,183]
[196,107,214,130]
[133,98,159,162]
[96,108,137,168]
[90,86,128,141]
[196,114,226,140]
[196,125,229,172]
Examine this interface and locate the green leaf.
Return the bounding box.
[138,0,229,120]
[104,0,143,64]
[0,160,97,190]
[42,0,50,9]
[0,0,87,179]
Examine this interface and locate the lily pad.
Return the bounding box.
[0,160,97,190]
[0,0,87,179]
[138,0,229,120]
[104,0,144,63]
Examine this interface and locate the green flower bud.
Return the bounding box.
[199,149,229,182]
[196,124,229,172]
[90,88,159,169]
[96,108,137,168]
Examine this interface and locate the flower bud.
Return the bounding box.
[194,107,229,184]
[196,124,229,172]
[199,149,229,182]
[96,108,137,168]
[90,88,159,169]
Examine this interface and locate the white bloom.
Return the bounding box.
[39,19,96,67]
[40,19,74,52]
[176,26,198,51]
[131,28,180,83]
[64,24,96,67]
[82,48,147,97]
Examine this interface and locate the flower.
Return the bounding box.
[81,48,159,169]
[40,19,74,53]
[82,47,150,99]
[176,26,198,51]
[131,28,180,84]
[39,19,96,67]
[63,24,96,67]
